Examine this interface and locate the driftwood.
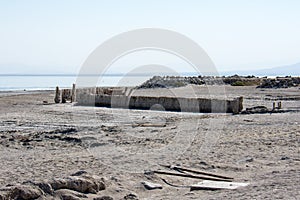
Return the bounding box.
[161,178,190,188]
[132,123,166,128]
[160,165,233,180]
[152,171,232,182]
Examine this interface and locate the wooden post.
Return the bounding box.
[61,89,72,103]
[71,83,76,103]
[272,102,276,110]
[54,86,60,103]
[278,101,282,109]
[61,89,66,103]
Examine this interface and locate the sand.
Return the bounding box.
[0,85,299,199]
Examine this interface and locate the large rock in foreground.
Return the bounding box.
[0,172,106,200]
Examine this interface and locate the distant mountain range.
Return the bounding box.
[223,62,300,76]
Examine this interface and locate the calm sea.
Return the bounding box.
[0,75,153,91]
[0,74,284,91]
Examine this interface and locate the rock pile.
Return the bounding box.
[137,75,262,89]
[257,77,300,88]
[137,76,189,89]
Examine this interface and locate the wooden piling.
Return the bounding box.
[54,86,60,103]
[278,101,282,109]
[61,89,71,103]
[71,83,76,103]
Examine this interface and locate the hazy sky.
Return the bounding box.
[0,0,300,74]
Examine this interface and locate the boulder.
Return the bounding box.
[50,175,105,194]
[54,189,88,200]
[0,172,106,199]
[8,185,43,200]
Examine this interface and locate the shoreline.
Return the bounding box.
[1,75,300,94]
[0,89,54,97]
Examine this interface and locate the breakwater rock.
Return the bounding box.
[137,75,300,89]
[137,75,261,89]
[257,77,300,88]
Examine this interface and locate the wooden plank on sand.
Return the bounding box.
[191,180,249,190]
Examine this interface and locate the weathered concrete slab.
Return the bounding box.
[63,86,244,113]
[76,93,243,113]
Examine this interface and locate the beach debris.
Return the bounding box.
[243,119,254,122]
[241,106,269,114]
[241,102,291,114]
[101,125,121,133]
[145,165,247,191]
[280,156,290,160]
[150,170,232,182]
[132,123,166,128]
[190,180,249,191]
[237,157,254,164]
[93,196,114,200]
[54,86,60,103]
[123,193,139,200]
[160,165,233,180]
[60,136,82,143]
[161,178,190,188]
[57,128,77,134]
[141,181,163,190]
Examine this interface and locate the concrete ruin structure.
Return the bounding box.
[73,87,243,114]
[55,86,243,114]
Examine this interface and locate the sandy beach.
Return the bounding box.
[0,85,299,199]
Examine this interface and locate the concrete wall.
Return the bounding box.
[75,93,243,114]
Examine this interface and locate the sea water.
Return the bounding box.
[0,75,153,91]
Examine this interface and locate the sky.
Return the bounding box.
[0,0,300,74]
